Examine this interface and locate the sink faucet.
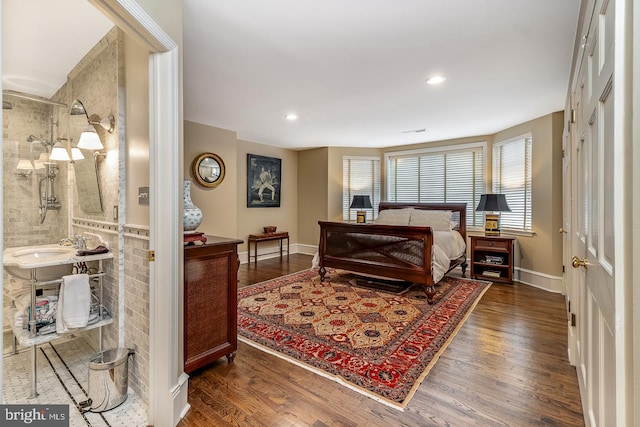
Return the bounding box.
[73,235,87,250]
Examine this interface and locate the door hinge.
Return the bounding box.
[148,250,155,262]
[571,313,576,327]
[568,300,571,313]
[562,264,565,273]
[570,109,576,123]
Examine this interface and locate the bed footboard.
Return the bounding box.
[318,221,438,300]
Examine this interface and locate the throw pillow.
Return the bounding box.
[409,210,453,231]
[376,208,412,225]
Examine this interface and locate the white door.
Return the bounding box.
[568,0,618,425]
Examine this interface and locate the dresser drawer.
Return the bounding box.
[474,238,510,250]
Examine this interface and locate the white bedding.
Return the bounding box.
[433,230,466,260]
[431,230,466,283]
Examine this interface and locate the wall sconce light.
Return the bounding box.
[476,193,511,236]
[70,146,85,161]
[71,99,113,153]
[49,142,71,161]
[350,195,373,223]
[90,115,115,134]
[33,153,49,171]
[15,159,34,177]
[77,129,105,150]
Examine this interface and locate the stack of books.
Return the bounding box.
[482,270,502,278]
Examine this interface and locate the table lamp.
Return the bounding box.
[350,195,373,223]
[476,194,511,235]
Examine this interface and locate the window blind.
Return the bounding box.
[493,135,532,231]
[343,157,380,222]
[387,145,485,226]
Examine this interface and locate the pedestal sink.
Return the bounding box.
[3,245,77,281]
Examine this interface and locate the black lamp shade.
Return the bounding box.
[350,195,373,209]
[476,194,511,212]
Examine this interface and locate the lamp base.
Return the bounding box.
[356,210,367,223]
[484,213,500,236]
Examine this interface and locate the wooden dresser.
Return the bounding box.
[184,236,242,374]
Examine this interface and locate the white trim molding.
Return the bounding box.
[89,1,185,426]
[514,267,564,293]
[88,0,177,52]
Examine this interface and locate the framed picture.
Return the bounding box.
[247,154,281,207]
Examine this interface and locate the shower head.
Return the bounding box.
[27,135,40,143]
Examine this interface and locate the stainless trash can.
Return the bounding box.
[86,348,135,412]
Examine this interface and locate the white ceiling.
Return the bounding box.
[3,1,581,150]
[2,0,114,99]
[184,0,581,149]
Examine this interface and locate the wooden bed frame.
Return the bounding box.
[318,202,467,303]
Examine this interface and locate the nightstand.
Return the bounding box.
[469,235,516,284]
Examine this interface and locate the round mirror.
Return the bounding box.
[192,152,225,188]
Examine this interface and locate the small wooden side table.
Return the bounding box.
[248,232,289,265]
[469,235,516,284]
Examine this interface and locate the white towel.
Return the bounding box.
[56,274,91,333]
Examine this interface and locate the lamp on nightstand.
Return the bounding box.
[476,193,511,236]
[350,195,373,223]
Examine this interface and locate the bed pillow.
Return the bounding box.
[375,208,412,225]
[409,209,453,231]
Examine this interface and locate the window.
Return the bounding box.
[386,143,485,227]
[343,157,380,222]
[493,134,532,231]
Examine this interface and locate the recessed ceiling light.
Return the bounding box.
[284,113,298,120]
[425,75,446,85]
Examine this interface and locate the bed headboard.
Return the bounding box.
[378,202,467,242]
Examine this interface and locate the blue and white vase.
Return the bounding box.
[183,179,202,233]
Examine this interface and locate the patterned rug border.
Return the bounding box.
[238,268,492,410]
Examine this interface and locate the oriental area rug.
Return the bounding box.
[237,268,491,410]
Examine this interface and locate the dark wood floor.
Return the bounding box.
[178,254,584,427]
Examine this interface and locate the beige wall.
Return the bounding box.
[382,135,492,155]
[236,139,298,253]
[327,147,384,221]
[183,121,238,238]
[131,0,183,46]
[297,148,329,246]
[493,111,564,276]
[296,146,384,247]
[124,33,150,227]
[182,121,299,255]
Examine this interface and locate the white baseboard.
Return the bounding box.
[514,267,564,293]
[296,243,318,255]
[239,243,317,264]
[172,373,190,425]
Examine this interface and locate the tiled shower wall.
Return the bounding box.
[2,97,69,248]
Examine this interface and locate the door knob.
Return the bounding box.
[559,228,567,234]
[571,256,589,269]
